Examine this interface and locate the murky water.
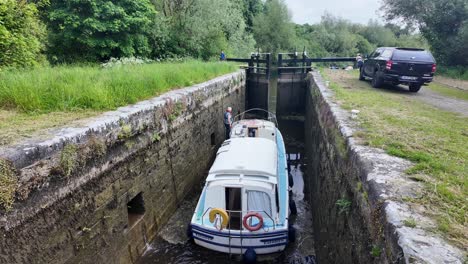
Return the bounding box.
[138,120,315,264]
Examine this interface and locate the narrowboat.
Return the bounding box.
[188,110,294,262]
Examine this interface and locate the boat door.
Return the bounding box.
[225,187,242,230]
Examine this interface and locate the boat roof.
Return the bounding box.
[207,137,277,183]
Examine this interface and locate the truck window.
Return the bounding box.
[371,49,381,58]
[381,49,393,59]
[392,50,434,62]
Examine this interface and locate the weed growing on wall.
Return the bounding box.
[336,198,351,215]
[60,144,78,177]
[0,159,17,210]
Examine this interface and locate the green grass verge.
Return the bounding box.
[0,61,238,113]
[437,66,468,81]
[322,69,467,246]
[426,83,468,101]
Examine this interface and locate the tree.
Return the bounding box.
[382,0,468,66]
[252,0,295,55]
[151,0,255,60]
[0,0,45,68]
[45,0,156,63]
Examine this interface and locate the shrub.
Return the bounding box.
[0,0,45,68]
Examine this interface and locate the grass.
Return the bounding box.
[322,69,467,248]
[437,66,468,81]
[0,60,238,113]
[0,61,238,146]
[0,110,100,146]
[425,82,468,101]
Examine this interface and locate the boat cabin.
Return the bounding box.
[231,119,277,142]
[198,136,280,230]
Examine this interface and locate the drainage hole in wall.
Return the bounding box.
[127,192,145,228]
[210,132,216,146]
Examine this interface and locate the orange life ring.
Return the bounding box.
[242,212,263,231]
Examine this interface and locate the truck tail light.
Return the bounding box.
[432,64,437,73]
[386,60,393,70]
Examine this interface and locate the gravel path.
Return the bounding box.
[415,88,468,117]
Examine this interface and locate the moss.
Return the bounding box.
[363,191,369,202]
[403,218,417,228]
[124,140,135,149]
[169,101,185,121]
[163,99,186,122]
[118,125,132,140]
[152,132,161,142]
[87,136,106,158]
[333,128,347,158]
[60,144,78,177]
[0,159,17,210]
[356,181,363,192]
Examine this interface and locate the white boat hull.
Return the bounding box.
[191,224,288,255]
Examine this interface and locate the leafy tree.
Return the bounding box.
[238,0,263,32]
[45,0,156,63]
[151,0,254,60]
[252,0,295,55]
[0,0,46,68]
[382,0,468,66]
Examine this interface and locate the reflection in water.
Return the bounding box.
[138,120,315,264]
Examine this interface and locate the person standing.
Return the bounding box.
[220,50,226,61]
[224,107,233,139]
[356,53,364,69]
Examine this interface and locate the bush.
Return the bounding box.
[45,0,156,63]
[0,0,46,68]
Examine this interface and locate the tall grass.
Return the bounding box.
[437,66,468,80]
[0,61,238,113]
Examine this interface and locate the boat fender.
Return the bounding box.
[242,212,263,232]
[288,172,294,187]
[209,208,229,230]
[289,200,297,215]
[288,225,296,242]
[186,224,193,241]
[243,248,257,264]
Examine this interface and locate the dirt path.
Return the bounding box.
[416,88,468,117]
[326,69,468,117]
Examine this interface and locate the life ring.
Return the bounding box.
[243,212,263,231]
[209,208,229,230]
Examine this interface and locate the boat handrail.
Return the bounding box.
[201,207,276,231]
[232,108,278,127]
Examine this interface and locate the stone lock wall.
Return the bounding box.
[304,72,464,264]
[0,71,246,264]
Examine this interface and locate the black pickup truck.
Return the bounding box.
[359,47,436,92]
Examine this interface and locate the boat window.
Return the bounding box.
[248,127,257,137]
[225,187,242,230]
[244,174,269,181]
[247,191,272,216]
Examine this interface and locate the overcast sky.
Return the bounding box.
[284,0,384,25]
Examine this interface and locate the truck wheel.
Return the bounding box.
[409,83,421,93]
[359,68,365,81]
[371,71,383,88]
